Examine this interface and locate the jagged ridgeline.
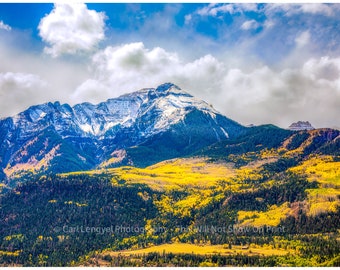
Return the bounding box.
[0,83,339,266]
[0,83,245,180]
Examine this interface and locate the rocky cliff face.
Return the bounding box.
[288,121,315,131]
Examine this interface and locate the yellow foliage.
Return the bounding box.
[0,250,21,257]
[61,200,87,207]
[109,158,236,191]
[289,155,340,216]
[289,155,340,186]
[238,202,291,227]
[260,149,279,159]
[60,156,276,194]
[75,202,88,207]
[174,193,201,209]
[305,188,340,216]
[48,199,57,203]
[235,167,262,182]
[4,234,24,241]
[309,201,340,216]
[154,195,174,214]
[199,262,219,267]
[104,243,289,257]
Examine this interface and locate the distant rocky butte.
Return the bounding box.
[288,121,315,131]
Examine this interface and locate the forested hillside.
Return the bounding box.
[1,130,339,266]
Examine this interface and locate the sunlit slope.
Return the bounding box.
[103,242,290,257]
[61,142,340,224]
[288,155,340,216]
[62,158,236,191]
[113,158,237,190]
[289,155,340,186]
[237,202,292,227]
[9,145,339,266]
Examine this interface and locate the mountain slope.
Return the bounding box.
[0,83,245,180]
[196,125,339,166]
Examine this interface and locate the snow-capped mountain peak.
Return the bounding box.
[155,82,181,92]
[2,83,232,139]
[0,83,245,177]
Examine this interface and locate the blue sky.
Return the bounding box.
[0,3,340,128]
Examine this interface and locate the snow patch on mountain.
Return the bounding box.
[220,127,229,138]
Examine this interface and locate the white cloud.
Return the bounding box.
[197,3,258,17]
[211,58,340,128]
[241,20,260,31]
[205,4,234,16]
[0,72,46,89]
[0,72,48,117]
[303,57,340,81]
[72,42,180,103]
[1,31,339,129]
[196,3,218,16]
[196,3,336,21]
[263,20,275,29]
[71,79,110,104]
[73,42,224,103]
[0,20,11,31]
[71,42,340,129]
[184,14,192,25]
[265,4,334,17]
[299,4,333,16]
[0,43,90,117]
[38,3,106,57]
[295,31,311,48]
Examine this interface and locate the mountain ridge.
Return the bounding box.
[1,82,339,182]
[0,83,246,180]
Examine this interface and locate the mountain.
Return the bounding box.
[1,83,340,267]
[0,83,245,180]
[198,125,340,160]
[288,121,314,131]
